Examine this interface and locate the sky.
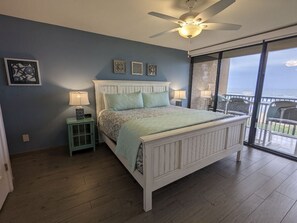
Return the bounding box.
[227,47,297,97]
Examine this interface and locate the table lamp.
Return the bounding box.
[200,90,212,110]
[200,90,212,98]
[69,91,90,120]
[174,90,187,106]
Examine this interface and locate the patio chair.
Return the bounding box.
[216,95,228,113]
[263,101,297,150]
[226,98,251,116]
[265,101,297,121]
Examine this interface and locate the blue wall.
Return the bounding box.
[0,15,190,154]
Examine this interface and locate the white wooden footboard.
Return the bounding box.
[141,116,247,211]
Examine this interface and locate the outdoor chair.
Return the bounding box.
[263,101,297,151]
[216,95,228,113]
[226,98,251,116]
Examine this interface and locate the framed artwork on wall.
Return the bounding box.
[131,61,143,75]
[147,64,157,76]
[4,58,41,86]
[113,59,126,74]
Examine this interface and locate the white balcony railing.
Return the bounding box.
[223,94,297,155]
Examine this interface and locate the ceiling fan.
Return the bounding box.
[148,0,241,39]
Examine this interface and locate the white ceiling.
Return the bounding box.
[0,0,297,52]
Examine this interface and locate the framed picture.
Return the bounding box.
[131,61,143,75]
[4,58,41,86]
[113,59,126,74]
[147,64,157,76]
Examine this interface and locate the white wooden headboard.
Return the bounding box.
[92,80,171,118]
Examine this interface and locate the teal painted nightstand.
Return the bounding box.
[66,117,95,156]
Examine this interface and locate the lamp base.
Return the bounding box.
[76,108,84,120]
[175,100,182,107]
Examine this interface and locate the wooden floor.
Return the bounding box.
[1,144,297,223]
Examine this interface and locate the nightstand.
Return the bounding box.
[66,117,95,156]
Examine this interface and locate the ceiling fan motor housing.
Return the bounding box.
[180,12,198,24]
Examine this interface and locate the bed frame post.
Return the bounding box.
[237,122,245,162]
[236,151,241,162]
[144,187,152,212]
[143,143,153,212]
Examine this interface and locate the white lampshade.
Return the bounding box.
[69,91,90,106]
[174,90,187,100]
[201,90,212,98]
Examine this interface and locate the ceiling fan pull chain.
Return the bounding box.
[188,38,192,57]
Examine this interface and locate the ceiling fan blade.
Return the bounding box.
[194,0,235,23]
[148,12,184,24]
[202,23,241,30]
[149,28,180,38]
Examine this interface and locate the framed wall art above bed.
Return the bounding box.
[131,61,143,75]
[147,64,157,76]
[113,59,126,74]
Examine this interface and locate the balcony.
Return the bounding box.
[223,94,297,156]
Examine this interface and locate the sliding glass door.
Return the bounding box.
[254,37,297,157]
[190,36,297,160]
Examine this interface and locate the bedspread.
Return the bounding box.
[115,110,229,171]
[98,106,231,173]
[98,106,186,141]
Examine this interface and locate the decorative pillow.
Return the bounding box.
[142,91,170,108]
[104,92,144,111]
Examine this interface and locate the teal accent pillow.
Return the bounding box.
[104,92,144,111]
[142,92,170,108]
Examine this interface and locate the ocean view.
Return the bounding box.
[227,88,297,98]
[226,46,297,100]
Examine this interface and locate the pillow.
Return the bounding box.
[104,92,144,111]
[142,91,170,108]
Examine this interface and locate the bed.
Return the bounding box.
[93,80,248,212]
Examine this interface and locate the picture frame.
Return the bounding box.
[131,61,143,75]
[147,64,157,76]
[113,59,126,74]
[4,58,41,86]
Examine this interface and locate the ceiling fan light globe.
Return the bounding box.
[178,24,202,38]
